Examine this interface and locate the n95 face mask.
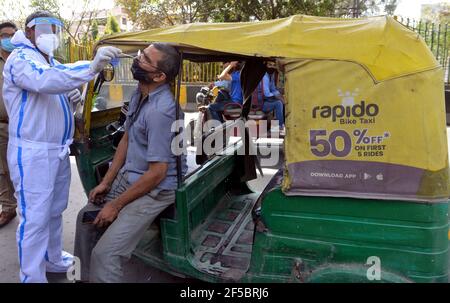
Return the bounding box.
[36,34,59,56]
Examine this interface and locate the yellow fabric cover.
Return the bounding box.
[282,60,448,201]
[99,15,438,82]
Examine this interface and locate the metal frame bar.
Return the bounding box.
[436,24,441,60]
[176,52,184,188]
[442,24,448,69]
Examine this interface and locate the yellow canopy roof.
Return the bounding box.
[98,15,438,82]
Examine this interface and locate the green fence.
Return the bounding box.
[396,16,449,84]
[65,38,222,84]
[65,38,94,62]
[182,61,223,83]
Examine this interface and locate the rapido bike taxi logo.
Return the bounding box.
[312,89,380,124]
[308,89,388,159]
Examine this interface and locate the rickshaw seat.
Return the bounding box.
[248,81,271,120]
[223,103,243,120]
[248,108,266,120]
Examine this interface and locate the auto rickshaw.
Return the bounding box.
[73,15,450,282]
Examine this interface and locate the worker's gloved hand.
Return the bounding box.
[67,89,82,104]
[90,46,122,74]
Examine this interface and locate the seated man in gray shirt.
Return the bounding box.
[74,43,187,283]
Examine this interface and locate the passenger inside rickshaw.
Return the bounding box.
[250,62,285,136]
[199,60,285,138]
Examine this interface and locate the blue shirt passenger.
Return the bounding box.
[262,72,281,98]
[230,71,243,104]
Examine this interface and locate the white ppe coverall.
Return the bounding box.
[2,30,97,283]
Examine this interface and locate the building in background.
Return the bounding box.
[70,6,136,40]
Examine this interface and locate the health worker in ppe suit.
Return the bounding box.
[1,10,122,283]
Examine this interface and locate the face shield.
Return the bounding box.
[27,17,65,61]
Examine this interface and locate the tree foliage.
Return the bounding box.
[116,0,399,29]
[0,0,28,28]
[421,2,449,24]
[105,15,120,35]
[91,20,99,40]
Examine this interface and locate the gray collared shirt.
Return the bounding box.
[122,84,187,190]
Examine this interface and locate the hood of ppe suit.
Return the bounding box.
[10,30,36,50]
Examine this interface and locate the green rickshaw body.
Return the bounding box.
[74,15,449,283]
[251,190,448,282]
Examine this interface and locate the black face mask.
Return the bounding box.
[131,57,154,84]
[267,68,276,74]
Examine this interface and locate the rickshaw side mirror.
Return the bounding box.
[100,64,115,82]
